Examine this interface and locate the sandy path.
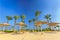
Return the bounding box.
[0,32,60,40]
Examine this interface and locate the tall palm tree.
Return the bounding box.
[35,11,41,21]
[35,11,41,32]
[44,14,51,29]
[28,20,32,31]
[20,14,26,31]
[5,16,12,31]
[21,14,26,23]
[13,16,20,31]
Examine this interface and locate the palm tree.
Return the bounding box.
[35,11,41,21]
[20,14,26,31]
[21,14,26,23]
[13,16,20,31]
[35,11,41,32]
[28,20,32,31]
[5,16,12,31]
[44,14,51,30]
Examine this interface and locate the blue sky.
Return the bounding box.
[0,0,60,30]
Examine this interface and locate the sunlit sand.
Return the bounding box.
[0,31,60,40]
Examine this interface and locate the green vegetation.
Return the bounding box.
[4,30,14,33]
[0,11,59,33]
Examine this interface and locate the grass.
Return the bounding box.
[0,28,56,33]
[4,30,14,33]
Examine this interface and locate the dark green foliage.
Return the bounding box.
[35,11,41,17]
[56,25,60,27]
[44,28,51,31]
[14,16,20,20]
[32,18,36,22]
[21,14,26,22]
[44,14,51,21]
[21,15,26,19]
[6,16,12,20]
[28,20,32,23]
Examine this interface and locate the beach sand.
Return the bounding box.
[0,31,60,40]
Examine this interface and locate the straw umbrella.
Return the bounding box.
[35,21,48,32]
[3,23,10,31]
[0,24,4,26]
[48,22,60,30]
[0,24,4,31]
[16,22,27,32]
[0,23,10,32]
[3,23,10,26]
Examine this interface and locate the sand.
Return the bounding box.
[0,31,60,40]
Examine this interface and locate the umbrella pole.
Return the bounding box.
[41,26,42,32]
[20,27,21,32]
[2,26,4,32]
[39,26,40,32]
[40,25,43,35]
[37,26,40,32]
[4,26,6,32]
[34,26,36,32]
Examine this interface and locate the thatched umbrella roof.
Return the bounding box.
[0,23,10,27]
[35,21,48,26]
[16,22,27,27]
[3,23,10,26]
[0,24,4,27]
[48,22,60,26]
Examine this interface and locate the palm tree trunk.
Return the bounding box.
[7,20,9,23]
[13,20,16,32]
[38,26,40,32]
[33,25,36,32]
[37,26,40,32]
[47,19,51,30]
[22,19,24,22]
[5,27,6,32]
[5,20,9,31]
[29,23,31,31]
[36,17,38,22]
